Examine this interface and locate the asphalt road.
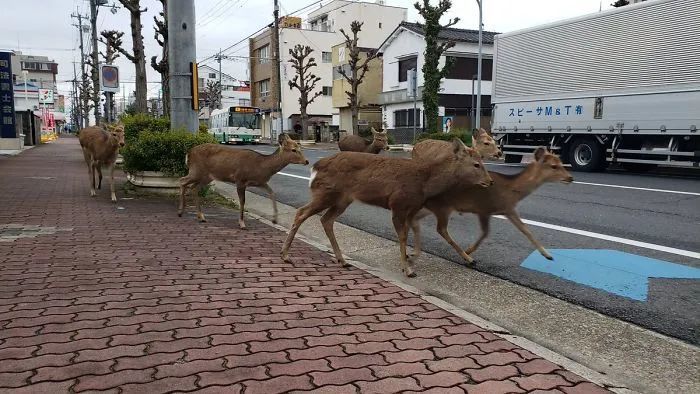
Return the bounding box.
[230,144,700,345]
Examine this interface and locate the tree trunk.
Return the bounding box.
[300,105,308,140]
[130,11,148,114]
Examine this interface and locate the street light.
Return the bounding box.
[475,0,483,131]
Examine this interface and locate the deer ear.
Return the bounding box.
[452,138,466,154]
[534,147,546,162]
[371,127,378,135]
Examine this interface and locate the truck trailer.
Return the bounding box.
[491,0,699,172]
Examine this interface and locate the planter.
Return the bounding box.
[115,154,124,165]
[127,171,180,194]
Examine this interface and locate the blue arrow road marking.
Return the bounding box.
[520,249,700,301]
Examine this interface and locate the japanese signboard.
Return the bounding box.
[504,100,593,121]
[0,52,16,138]
[100,64,120,92]
[39,89,54,104]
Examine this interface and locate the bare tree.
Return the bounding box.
[288,45,322,140]
[415,0,459,132]
[151,0,169,118]
[337,21,377,135]
[115,0,148,114]
[205,81,221,111]
[78,72,95,128]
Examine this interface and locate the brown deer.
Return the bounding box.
[281,139,493,277]
[178,133,309,229]
[338,128,389,153]
[410,147,573,261]
[412,128,502,161]
[78,123,125,202]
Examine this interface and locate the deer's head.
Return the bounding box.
[472,128,501,160]
[532,147,574,184]
[371,128,390,151]
[105,123,125,147]
[279,133,309,165]
[451,138,493,188]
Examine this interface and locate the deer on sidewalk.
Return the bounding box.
[281,138,493,277]
[178,134,309,229]
[78,123,125,202]
[409,147,573,261]
[338,128,390,153]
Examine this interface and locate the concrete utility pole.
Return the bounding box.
[72,62,82,130]
[90,0,101,123]
[475,0,483,130]
[167,0,198,132]
[71,10,89,127]
[272,0,283,143]
[214,49,229,110]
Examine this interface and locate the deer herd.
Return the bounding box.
[80,124,573,278]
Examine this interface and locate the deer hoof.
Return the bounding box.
[271,219,278,224]
[403,267,417,277]
[177,212,182,217]
[340,260,351,268]
[281,254,293,263]
[90,191,96,197]
[544,254,554,261]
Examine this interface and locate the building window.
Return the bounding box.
[398,56,417,82]
[379,22,382,29]
[322,52,332,63]
[258,45,270,64]
[445,56,493,80]
[239,98,251,106]
[40,63,50,71]
[322,86,332,96]
[258,79,270,97]
[394,109,421,127]
[208,73,216,79]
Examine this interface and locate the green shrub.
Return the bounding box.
[122,114,171,143]
[416,129,472,146]
[122,131,216,177]
[198,122,209,134]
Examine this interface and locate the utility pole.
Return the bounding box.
[90,0,101,124]
[272,0,283,143]
[214,49,229,110]
[474,0,483,130]
[167,0,198,132]
[72,62,82,131]
[71,9,89,127]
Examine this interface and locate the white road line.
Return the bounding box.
[493,216,700,259]
[277,171,699,259]
[570,181,700,196]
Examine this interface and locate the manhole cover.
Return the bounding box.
[0,224,72,242]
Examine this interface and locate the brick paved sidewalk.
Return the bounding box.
[0,137,610,393]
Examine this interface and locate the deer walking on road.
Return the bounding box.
[78,124,125,202]
[178,134,309,228]
[410,147,574,261]
[338,128,389,153]
[281,139,493,277]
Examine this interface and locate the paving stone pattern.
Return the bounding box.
[0,138,610,393]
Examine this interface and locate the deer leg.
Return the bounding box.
[258,184,278,224]
[391,212,415,277]
[465,214,491,255]
[96,164,103,190]
[505,211,553,260]
[409,209,431,259]
[435,211,476,265]
[108,163,116,202]
[194,184,206,222]
[320,201,351,268]
[281,199,330,263]
[236,185,247,229]
[177,175,195,217]
[89,160,97,197]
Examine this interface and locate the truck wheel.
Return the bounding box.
[568,138,604,172]
[504,154,521,164]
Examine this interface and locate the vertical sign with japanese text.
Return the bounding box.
[0,52,16,138]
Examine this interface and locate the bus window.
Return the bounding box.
[230,113,260,129]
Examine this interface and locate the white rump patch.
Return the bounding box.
[309,169,317,187]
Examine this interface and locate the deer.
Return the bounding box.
[281,138,493,278]
[78,123,125,202]
[338,128,389,153]
[178,133,309,229]
[409,147,574,262]
[412,128,502,161]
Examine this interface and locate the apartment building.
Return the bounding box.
[249,0,407,139]
[378,22,497,143]
[197,64,251,113]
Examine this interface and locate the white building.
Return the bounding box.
[197,64,251,112]
[250,0,407,138]
[377,22,497,143]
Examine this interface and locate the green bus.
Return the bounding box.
[209,106,262,144]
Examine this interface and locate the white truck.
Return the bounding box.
[491,0,700,172]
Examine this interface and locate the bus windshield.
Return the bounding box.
[229,113,260,129]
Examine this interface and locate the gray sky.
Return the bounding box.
[0,0,615,109]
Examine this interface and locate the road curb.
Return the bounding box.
[210,183,634,393]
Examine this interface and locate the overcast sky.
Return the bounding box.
[0,0,616,109]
